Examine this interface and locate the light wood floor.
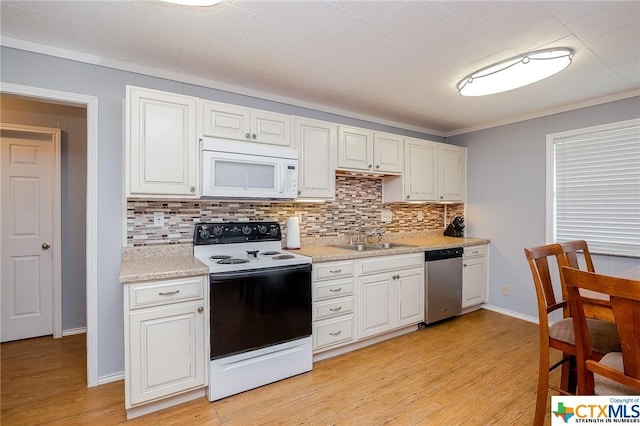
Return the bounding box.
[1,309,559,425]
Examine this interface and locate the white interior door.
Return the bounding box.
[1,126,60,342]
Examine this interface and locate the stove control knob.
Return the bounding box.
[257,225,267,234]
[212,226,223,236]
[269,227,278,236]
[199,228,210,239]
[232,226,240,233]
[242,225,251,235]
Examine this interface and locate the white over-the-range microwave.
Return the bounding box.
[201,138,298,199]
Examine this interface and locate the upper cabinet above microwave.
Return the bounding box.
[126,86,199,198]
[201,100,291,147]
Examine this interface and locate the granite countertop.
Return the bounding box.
[119,233,490,283]
[119,245,208,284]
[288,236,490,263]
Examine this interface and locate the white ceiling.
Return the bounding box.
[1,0,639,135]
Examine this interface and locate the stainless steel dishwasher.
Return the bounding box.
[424,247,463,324]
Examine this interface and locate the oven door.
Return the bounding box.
[209,263,311,359]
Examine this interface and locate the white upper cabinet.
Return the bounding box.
[438,144,465,202]
[337,126,403,174]
[294,117,336,200]
[201,100,291,146]
[126,86,198,198]
[337,126,374,171]
[373,132,403,173]
[382,138,465,203]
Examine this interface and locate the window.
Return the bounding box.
[547,119,640,258]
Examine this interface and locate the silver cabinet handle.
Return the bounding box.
[368,164,372,168]
[329,330,342,336]
[245,133,250,139]
[329,269,342,273]
[197,307,204,313]
[252,133,257,139]
[375,165,380,169]
[329,287,342,292]
[463,264,467,267]
[329,306,342,312]
[190,186,196,193]
[406,195,410,199]
[297,190,301,195]
[159,290,180,296]
[42,243,51,250]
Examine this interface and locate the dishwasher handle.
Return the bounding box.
[425,247,463,261]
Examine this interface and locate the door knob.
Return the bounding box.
[42,243,51,250]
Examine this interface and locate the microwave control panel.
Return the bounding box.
[285,164,297,194]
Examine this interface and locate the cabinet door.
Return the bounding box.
[128,301,205,406]
[251,110,291,146]
[462,256,486,308]
[404,138,437,201]
[294,117,336,199]
[396,268,425,327]
[358,274,392,338]
[374,132,403,173]
[127,87,197,197]
[439,144,465,202]
[337,126,374,171]
[201,100,251,140]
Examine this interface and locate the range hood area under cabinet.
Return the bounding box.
[125,85,465,203]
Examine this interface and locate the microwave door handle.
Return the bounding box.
[278,163,284,193]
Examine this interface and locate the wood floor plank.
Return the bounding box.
[1,309,559,425]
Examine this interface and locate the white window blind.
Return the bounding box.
[553,121,640,258]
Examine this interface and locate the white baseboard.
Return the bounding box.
[98,371,124,385]
[62,327,87,336]
[481,304,538,324]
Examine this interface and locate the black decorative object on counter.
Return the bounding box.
[444,216,465,237]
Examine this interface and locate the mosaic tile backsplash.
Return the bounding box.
[127,175,464,247]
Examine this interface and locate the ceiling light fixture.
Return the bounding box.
[158,0,222,6]
[457,48,574,96]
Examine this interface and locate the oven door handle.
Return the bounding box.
[209,263,312,281]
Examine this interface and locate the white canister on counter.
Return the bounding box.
[286,216,301,249]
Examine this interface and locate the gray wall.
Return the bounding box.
[0,96,87,331]
[0,46,442,379]
[449,96,640,320]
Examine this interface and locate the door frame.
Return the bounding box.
[0,123,61,339]
[1,82,99,387]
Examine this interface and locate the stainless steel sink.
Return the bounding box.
[332,242,413,251]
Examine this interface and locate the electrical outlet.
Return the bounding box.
[502,285,510,296]
[381,210,392,223]
[417,211,424,221]
[153,211,165,227]
[294,211,304,222]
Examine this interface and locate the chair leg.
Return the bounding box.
[534,347,550,426]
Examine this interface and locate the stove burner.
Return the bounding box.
[272,254,295,260]
[247,250,259,258]
[217,258,250,264]
[261,251,281,256]
[210,255,232,260]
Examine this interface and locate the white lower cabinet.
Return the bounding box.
[462,245,488,308]
[312,261,356,352]
[358,254,424,339]
[124,276,207,418]
[312,253,424,355]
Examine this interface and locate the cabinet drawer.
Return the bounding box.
[313,296,354,321]
[463,245,487,258]
[313,278,354,301]
[314,261,354,281]
[313,315,355,350]
[359,253,423,275]
[129,276,205,309]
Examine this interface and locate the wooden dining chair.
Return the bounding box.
[561,240,595,272]
[524,244,620,426]
[562,266,640,395]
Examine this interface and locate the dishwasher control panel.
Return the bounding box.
[425,247,463,261]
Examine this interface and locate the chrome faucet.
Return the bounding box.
[365,227,383,244]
